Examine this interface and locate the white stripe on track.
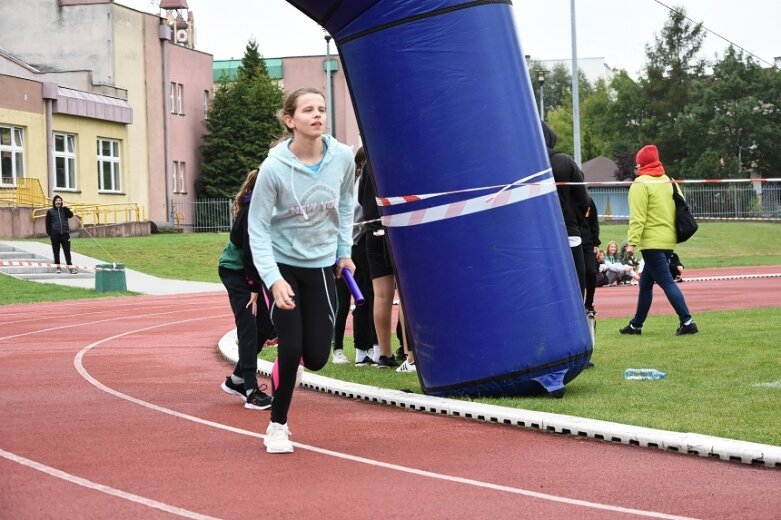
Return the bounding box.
[61,315,700,520]
[0,448,222,520]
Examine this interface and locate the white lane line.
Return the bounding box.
[0,448,222,520]
[67,316,699,520]
[0,307,227,342]
[0,300,214,326]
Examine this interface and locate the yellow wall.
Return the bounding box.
[52,114,129,205]
[112,7,151,215]
[0,107,47,193]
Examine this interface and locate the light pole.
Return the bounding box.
[536,69,546,120]
[324,32,333,136]
[570,0,582,165]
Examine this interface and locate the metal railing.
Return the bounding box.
[589,179,781,221]
[32,202,145,226]
[171,198,232,232]
[170,179,781,233]
[0,177,48,207]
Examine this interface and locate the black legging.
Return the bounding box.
[269,264,336,425]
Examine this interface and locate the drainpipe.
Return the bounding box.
[42,82,59,199]
[159,23,173,226]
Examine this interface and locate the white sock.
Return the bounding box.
[683,319,693,325]
[231,375,244,385]
[371,345,380,362]
[355,349,368,361]
[245,388,254,396]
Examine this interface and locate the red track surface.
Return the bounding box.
[2,267,779,519]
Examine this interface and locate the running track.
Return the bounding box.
[1,267,779,519]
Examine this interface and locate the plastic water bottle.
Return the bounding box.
[624,368,666,380]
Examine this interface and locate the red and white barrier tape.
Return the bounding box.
[381,177,556,228]
[376,168,552,207]
[376,176,781,207]
[0,260,95,271]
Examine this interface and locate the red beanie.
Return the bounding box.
[636,145,660,167]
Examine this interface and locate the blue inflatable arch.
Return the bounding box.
[285,0,592,397]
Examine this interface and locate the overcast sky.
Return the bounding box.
[122,0,779,75]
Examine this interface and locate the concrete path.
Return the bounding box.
[0,240,224,296]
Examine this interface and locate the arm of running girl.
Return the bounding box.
[270,279,296,311]
[335,257,356,279]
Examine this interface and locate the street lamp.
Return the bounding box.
[536,69,546,120]
[324,32,333,136]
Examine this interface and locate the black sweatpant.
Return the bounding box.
[270,264,336,425]
[583,244,597,311]
[219,266,274,391]
[51,233,72,266]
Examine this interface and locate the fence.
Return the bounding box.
[171,198,233,232]
[170,180,781,232]
[588,179,781,221]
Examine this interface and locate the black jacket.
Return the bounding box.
[541,123,589,237]
[357,160,382,232]
[45,205,73,236]
[580,197,601,249]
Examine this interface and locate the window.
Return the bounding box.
[170,82,184,115]
[96,138,122,192]
[203,89,210,119]
[172,160,186,194]
[0,125,25,186]
[54,133,77,190]
[177,83,185,115]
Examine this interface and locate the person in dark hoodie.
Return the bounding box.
[219,168,274,411]
[619,144,698,336]
[45,195,76,274]
[581,196,601,314]
[541,122,590,293]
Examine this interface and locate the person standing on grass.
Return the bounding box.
[45,195,77,274]
[219,168,274,411]
[619,144,698,336]
[249,87,355,454]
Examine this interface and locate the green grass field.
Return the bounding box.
[2,221,779,445]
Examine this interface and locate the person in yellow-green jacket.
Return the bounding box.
[619,145,698,336]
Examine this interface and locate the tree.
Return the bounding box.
[640,8,707,177]
[197,39,284,198]
[676,47,781,179]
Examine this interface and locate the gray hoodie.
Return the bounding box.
[248,135,355,289]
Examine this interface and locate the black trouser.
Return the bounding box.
[51,233,72,266]
[351,235,376,350]
[219,266,274,391]
[583,244,597,311]
[269,264,336,425]
[570,243,585,295]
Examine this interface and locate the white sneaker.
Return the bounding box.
[264,422,294,454]
[396,360,417,373]
[332,349,350,365]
